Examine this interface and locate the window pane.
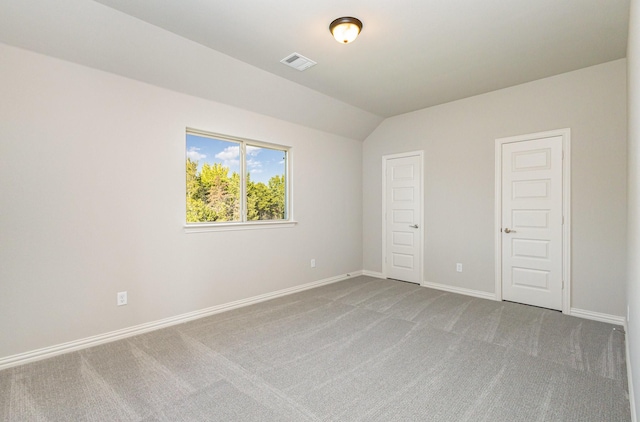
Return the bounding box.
[186,134,241,223]
[246,145,287,221]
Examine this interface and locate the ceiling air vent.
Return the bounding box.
[280,52,317,71]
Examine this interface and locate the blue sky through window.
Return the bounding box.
[186,134,285,184]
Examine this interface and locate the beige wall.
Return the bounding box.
[627,0,640,417]
[0,41,631,364]
[0,44,363,359]
[363,59,628,317]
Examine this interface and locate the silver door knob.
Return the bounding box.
[504,228,516,233]
[410,224,419,228]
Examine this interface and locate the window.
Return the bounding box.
[185,129,290,228]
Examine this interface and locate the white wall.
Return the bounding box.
[0,43,363,359]
[363,59,628,317]
[627,0,640,418]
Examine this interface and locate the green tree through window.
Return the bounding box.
[186,131,288,224]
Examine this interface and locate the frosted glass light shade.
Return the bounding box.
[329,17,363,44]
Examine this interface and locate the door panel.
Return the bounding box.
[385,154,422,284]
[502,136,563,310]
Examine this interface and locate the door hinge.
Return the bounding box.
[562,280,565,289]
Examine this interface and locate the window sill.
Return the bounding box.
[183,220,298,234]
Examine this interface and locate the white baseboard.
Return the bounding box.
[569,308,626,326]
[421,280,497,301]
[362,270,384,279]
[570,309,634,421]
[0,272,358,370]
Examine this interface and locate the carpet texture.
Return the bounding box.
[0,276,631,421]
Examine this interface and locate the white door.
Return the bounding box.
[501,136,563,310]
[384,153,423,284]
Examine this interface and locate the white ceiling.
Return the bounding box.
[93,0,629,117]
[0,0,630,139]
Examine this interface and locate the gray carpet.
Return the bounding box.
[0,276,631,421]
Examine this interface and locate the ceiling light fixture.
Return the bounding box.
[329,17,363,44]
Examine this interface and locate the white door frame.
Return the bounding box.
[494,129,571,314]
[382,150,425,284]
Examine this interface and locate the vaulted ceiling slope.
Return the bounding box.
[0,0,382,141]
[0,0,630,140]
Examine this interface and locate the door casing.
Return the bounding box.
[382,151,424,284]
[494,129,571,313]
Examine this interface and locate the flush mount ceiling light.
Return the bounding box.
[329,17,363,44]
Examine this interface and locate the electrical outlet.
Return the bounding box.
[311,259,316,268]
[117,291,127,306]
[456,263,463,272]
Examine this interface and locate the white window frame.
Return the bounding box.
[184,129,296,233]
